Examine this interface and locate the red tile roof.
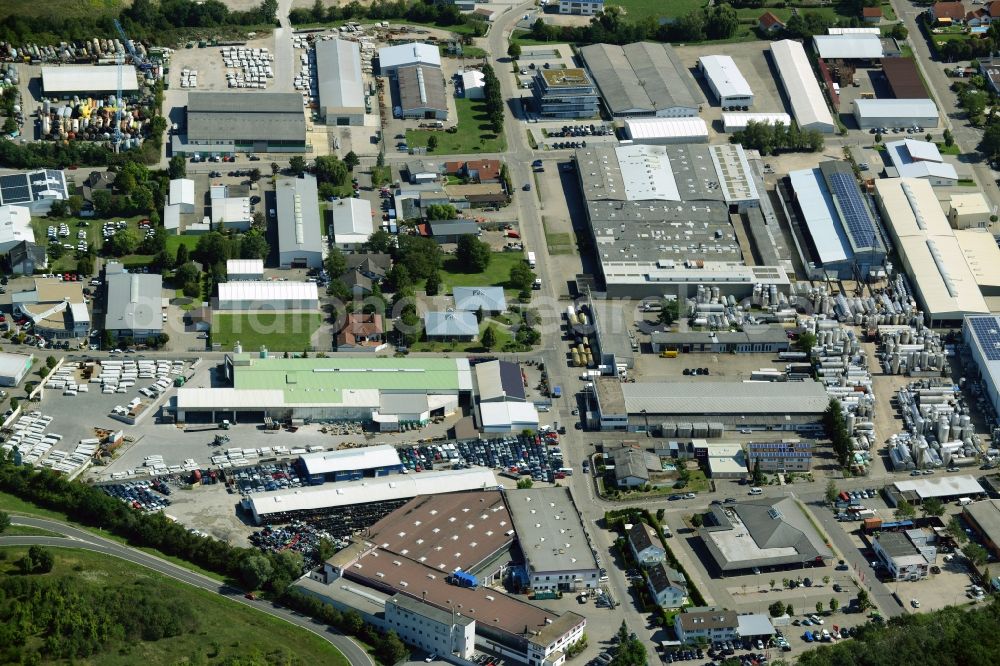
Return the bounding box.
[759,11,785,28]
[862,6,883,17]
[933,1,967,21]
[989,0,1000,16]
[465,159,501,182]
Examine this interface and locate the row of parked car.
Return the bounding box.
[453,434,564,483]
[100,480,172,513]
[548,123,611,138]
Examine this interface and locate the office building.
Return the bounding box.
[384,595,476,660]
[674,608,739,643]
[746,440,814,473]
[532,68,599,118]
[11,278,89,339]
[872,528,936,580]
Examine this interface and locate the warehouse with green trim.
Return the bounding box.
[172,354,473,429]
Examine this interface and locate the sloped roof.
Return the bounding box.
[453,286,507,312]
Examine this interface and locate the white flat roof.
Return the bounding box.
[0,205,34,246]
[623,118,709,141]
[699,55,753,99]
[789,168,853,264]
[212,197,251,225]
[249,468,499,517]
[217,280,319,303]
[894,474,985,499]
[828,27,881,34]
[722,112,792,131]
[42,65,138,93]
[770,40,835,132]
[169,179,195,207]
[461,70,485,89]
[0,352,31,380]
[480,401,540,429]
[163,204,180,230]
[300,444,401,476]
[226,259,264,275]
[813,34,884,59]
[854,98,938,119]
[615,144,680,201]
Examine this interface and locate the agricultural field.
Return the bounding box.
[0,0,123,21]
[608,0,704,22]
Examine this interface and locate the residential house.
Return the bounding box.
[558,0,604,15]
[863,6,883,22]
[424,311,478,341]
[7,241,46,276]
[627,522,666,567]
[966,7,991,25]
[673,608,739,643]
[609,446,650,488]
[336,313,387,352]
[82,171,116,203]
[453,286,507,315]
[341,254,391,295]
[444,159,502,184]
[647,563,687,608]
[929,1,967,24]
[758,12,786,33]
[405,160,442,184]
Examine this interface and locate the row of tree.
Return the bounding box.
[823,399,853,469]
[481,64,504,135]
[288,0,487,36]
[730,121,825,156]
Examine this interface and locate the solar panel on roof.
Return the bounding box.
[828,171,878,249]
[969,317,1000,361]
[0,174,31,205]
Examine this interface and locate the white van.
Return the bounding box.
[749,487,764,495]
[957,497,973,506]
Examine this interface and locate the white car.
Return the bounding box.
[809,615,824,625]
[425,655,437,663]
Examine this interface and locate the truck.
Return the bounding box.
[551,385,562,398]
[527,252,536,268]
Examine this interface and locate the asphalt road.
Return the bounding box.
[1,515,373,666]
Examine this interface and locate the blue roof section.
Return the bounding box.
[821,164,883,253]
[789,168,854,265]
[425,311,479,337]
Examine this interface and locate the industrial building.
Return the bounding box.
[574,143,788,298]
[396,64,448,120]
[210,184,252,231]
[298,445,404,484]
[722,113,792,132]
[699,497,834,573]
[478,402,540,433]
[245,468,498,525]
[41,65,138,97]
[0,170,67,214]
[948,193,992,230]
[329,198,373,252]
[698,55,754,109]
[384,594,476,660]
[0,205,34,254]
[532,68,599,118]
[276,175,323,269]
[168,178,195,213]
[0,352,34,387]
[179,92,307,154]
[578,42,702,118]
[881,57,929,98]
[874,178,992,325]
[963,500,1000,561]
[11,278,89,339]
[377,42,441,75]
[872,528,936,581]
[883,139,958,185]
[964,316,1000,420]
[622,118,709,145]
[787,161,887,280]
[322,489,587,665]
[812,34,884,60]
[558,0,604,14]
[216,281,319,311]
[746,440,814,473]
[700,443,748,479]
[474,360,526,403]
[175,355,472,427]
[104,264,163,342]
[461,69,485,99]
[506,487,600,591]
[889,475,986,505]
[590,378,829,433]
[315,38,366,126]
[226,259,264,281]
[853,98,939,128]
[650,327,790,354]
[769,40,836,133]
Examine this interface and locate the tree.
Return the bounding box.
[376,630,409,665]
[107,227,140,256]
[425,204,457,220]
[816,601,824,614]
[240,228,269,260]
[855,589,872,612]
[427,135,438,152]
[691,513,704,527]
[948,516,970,544]
[388,263,412,293]
[895,499,916,520]
[507,42,521,60]
[769,600,786,617]
[656,508,666,522]
[796,332,817,354]
[481,324,498,350]
[770,579,776,590]
[965,543,988,568]
[890,22,908,39]
[456,235,491,273]
[194,232,229,266]
[825,479,839,505]
[271,162,280,176]
[48,199,68,218]
[249,167,261,183]
[396,234,441,280]
[944,129,955,147]
[425,271,441,296]
[875,131,883,144]
[366,229,395,255]
[343,150,360,172]
[658,299,680,327]
[169,154,187,179]
[829,597,839,613]
[18,545,54,574]
[0,510,9,534]
[289,156,307,176]
[517,478,533,489]
[315,154,349,186]
[325,247,348,279]
[824,400,852,468]
[751,459,765,486]
[922,497,946,518]
[240,554,273,589]
[509,261,535,295]
[980,122,1000,162]
[175,243,190,267]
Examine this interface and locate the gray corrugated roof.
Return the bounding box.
[579,42,702,116]
[187,92,306,142]
[276,175,323,255]
[453,286,506,313]
[397,64,448,114]
[429,220,479,236]
[105,271,163,333]
[621,381,829,415]
[424,311,478,337]
[316,38,365,114]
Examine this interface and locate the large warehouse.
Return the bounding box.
[698,55,753,109]
[853,98,939,129]
[575,143,789,297]
[812,34,884,60]
[881,57,928,98]
[41,65,138,97]
[276,175,323,269]
[787,160,887,280]
[315,38,365,126]
[769,40,836,133]
[396,64,448,120]
[622,118,709,144]
[963,315,1000,421]
[578,42,702,118]
[215,281,320,311]
[377,42,441,75]
[175,355,473,426]
[590,378,829,433]
[104,266,163,342]
[179,92,307,154]
[874,178,993,325]
[700,497,834,573]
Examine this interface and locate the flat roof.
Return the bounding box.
[397,64,448,114]
[315,38,365,114]
[506,487,599,574]
[105,271,163,333]
[699,55,753,99]
[187,92,306,143]
[0,352,31,380]
[300,445,401,476]
[621,381,829,415]
[217,280,318,304]
[813,34,884,59]
[330,197,374,243]
[623,118,708,141]
[479,402,539,429]
[0,170,67,208]
[249,468,499,517]
[893,474,985,499]
[276,175,323,255]
[378,42,441,70]
[42,65,138,93]
[579,42,702,115]
[770,40,835,131]
[710,144,759,204]
[539,68,593,88]
[853,98,938,119]
[0,205,33,246]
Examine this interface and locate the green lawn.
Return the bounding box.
[0,0,122,20]
[406,97,506,155]
[410,319,516,353]
[0,546,350,666]
[543,217,575,255]
[165,234,201,256]
[937,142,961,155]
[211,312,324,352]
[32,214,152,273]
[423,251,524,293]
[609,0,704,21]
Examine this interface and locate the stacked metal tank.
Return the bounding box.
[877,324,949,376]
[1,63,18,87]
[798,277,923,327]
[893,379,982,470]
[37,97,145,145]
[1,38,131,63]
